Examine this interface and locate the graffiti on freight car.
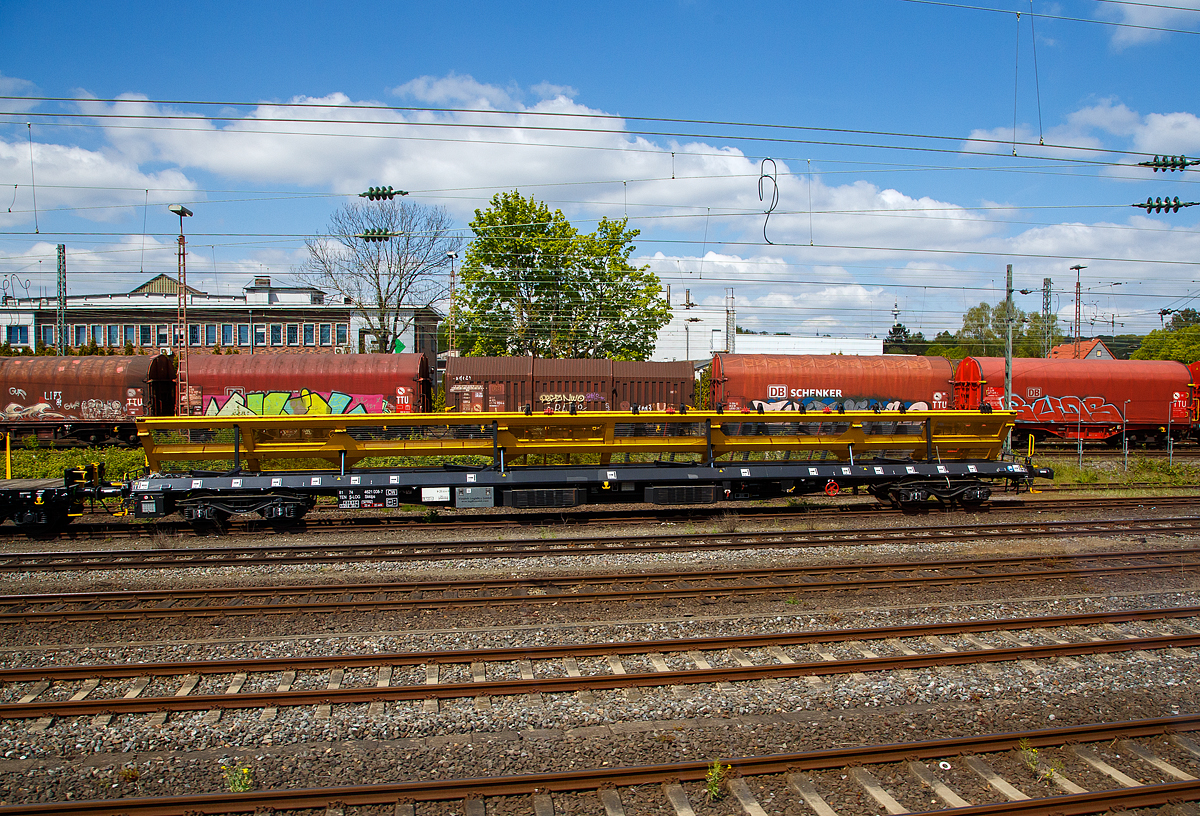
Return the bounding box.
[747,397,936,413]
[1,401,69,419]
[80,399,127,421]
[202,389,389,417]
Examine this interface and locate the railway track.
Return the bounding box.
[5,546,1199,621]
[3,492,1195,543]
[2,514,1197,573]
[3,607,1197,722]
[1,710,1197,816]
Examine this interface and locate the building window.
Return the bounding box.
[303,324,315,346]
[74,325,86,347]
[140,325,152,346]
[156,325,168,347]
[189,324,201,346]
[205,325,217,346]
[336,324,348,346]
[91,325,103,345]
[287,324,299,346]
[270,324,283,346]
[221,324,234,346]
[107,325,120,347]
[123,325,136,346]
[6,325,29,345]
[237,324,250,346]
[40,325,54,346]
[319,324,332,346]
[254,325,266,347]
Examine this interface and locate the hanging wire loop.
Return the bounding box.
[758,158,779,245]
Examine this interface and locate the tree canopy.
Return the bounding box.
[453,191,671,359]
[297,199,460,353]
[918,300,1065,359]
[882,323,926,354]
[1132,324,1200,363]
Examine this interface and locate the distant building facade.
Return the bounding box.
[651,295,883,362]
[0,275,440,372]
[1048,339,1114,360]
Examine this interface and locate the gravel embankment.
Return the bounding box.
[0,507,1197,807]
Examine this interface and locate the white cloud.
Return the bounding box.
[392,73,521,109]
[531,81,578,101]
[0,137,197,224]
[967,100,1200,174]
[1099,0,1200,47]
[0,73,39,113]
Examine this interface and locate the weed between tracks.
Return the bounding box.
[221,762,255,793]
[705,760,731,802]
[1016,738,1062,782]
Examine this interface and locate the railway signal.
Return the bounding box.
[1132,196,1198,214]
[359,186,408,200]
[1136,155,1198,172]
[356,228,395,242]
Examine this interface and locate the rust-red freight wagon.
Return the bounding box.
[711,354,954,412]
[444,358,695,412]
[186,353,431,417]
[0,354,175,445]
[953,356,1194,445]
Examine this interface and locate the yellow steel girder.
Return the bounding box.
[136,410,1014,471]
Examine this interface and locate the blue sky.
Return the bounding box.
[3,0,1200,341]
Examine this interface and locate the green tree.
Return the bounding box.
[1132,325,1200,363]
[454,191,671,359]
[883,323,927,355]
[1015,312,1065,358]
[953,300,1032,357]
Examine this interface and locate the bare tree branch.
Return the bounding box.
[295,200,462,352]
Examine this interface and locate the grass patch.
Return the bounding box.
[1049,457,1200,488]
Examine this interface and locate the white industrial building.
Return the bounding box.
[650,291,883,362]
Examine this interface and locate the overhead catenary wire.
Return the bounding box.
[0,96,1175,163]
[897,0,1200,36]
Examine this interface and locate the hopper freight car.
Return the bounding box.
[445,357,695,413]
[953,356,1194,446]
[0,355,175,445]
[187,353,431,416]
[711,353,954,413]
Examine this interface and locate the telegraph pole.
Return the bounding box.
[169,204,193,416]
[1041,277,1051,358]
[1070,264,1086,359]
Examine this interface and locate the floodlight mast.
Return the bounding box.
[169,204,193,415]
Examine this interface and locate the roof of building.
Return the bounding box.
[129,274,203,296]
[1048,338,1113,359]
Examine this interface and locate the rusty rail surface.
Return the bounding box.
[2,608,1196,719]
[0,716,1197,816]
[4,547,1199,622]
